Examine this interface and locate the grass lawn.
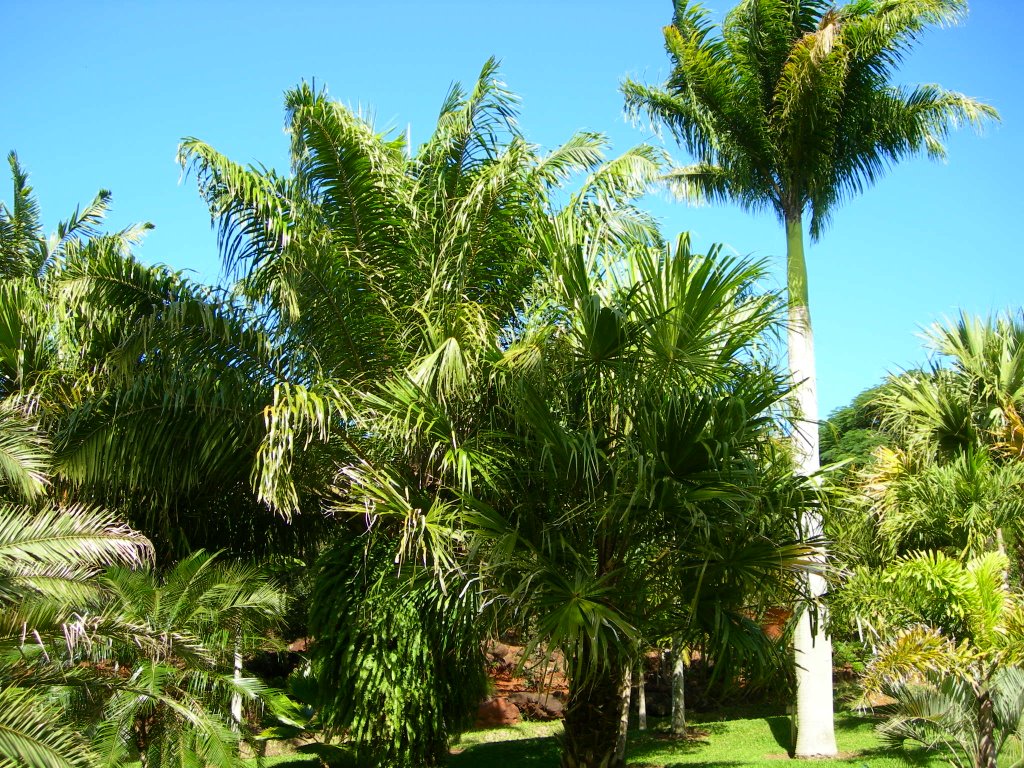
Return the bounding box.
[238,708,952,767]
[133,709,947,768]
[445,709,948,768]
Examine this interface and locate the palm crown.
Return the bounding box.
[623,0,997,239]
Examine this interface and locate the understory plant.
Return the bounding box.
[861,552,1024,768]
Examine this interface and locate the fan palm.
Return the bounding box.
[868,313,1024,580]
[479,233,816,768]
[881,313,1024,458]
[622,1,997,753]
[346,219,819,767]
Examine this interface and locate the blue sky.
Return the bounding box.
[3,0,1021,416]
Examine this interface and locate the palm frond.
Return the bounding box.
[0,503,152,584]
[0,686,97,768]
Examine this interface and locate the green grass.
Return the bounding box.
[237,709,950,768]
[446,710,948,768]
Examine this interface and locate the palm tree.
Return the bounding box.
[181,60,648,766]
[880,313,1024,459]
[622,1,997,754]
[352,220,819,768]
[494,231,815,768]
[182,60,818,767]
[860,551,1024,768]
[82,551,285,768]
[1,151,315,559]
[867,312,1024,580]
[0,503,152,768]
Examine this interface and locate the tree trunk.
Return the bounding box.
[671,639,686,736]
[562,655,628,768]
[231,642,243,729]
[637,661,647,731]
[975,688,997,768]
[616,665,632,764]
[787,215,838,758]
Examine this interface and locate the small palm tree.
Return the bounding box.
[0,503,152,768]
[623,2,997,753]
[82,551,285,768]
[861,551,1024,768]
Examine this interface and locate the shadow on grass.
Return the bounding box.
[625,728,746,768]
[834,711,881,731]
[449,736,562,768]
[764,715,793,755]
[856,744,941,767]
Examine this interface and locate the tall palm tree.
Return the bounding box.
[622,1,997,754]
[181,59,649,766]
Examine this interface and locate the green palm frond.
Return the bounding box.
[0,685,96,768]
[286,82,410,268]
[0,503,152,583]
[178,139,299,284]
[533,131,607,188]
[0,405,48,499]
[623,0,998,237]
[0,152,45,279]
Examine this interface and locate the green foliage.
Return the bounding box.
[181,60,668,768]
[0,152,314,560]
[820,382,893,469]
[309,535,487,768]
[0,502,153,768]
[876,667,1024,768]
[622,0,997,238]
[859,553,1024,768]
[76,551,285,768]
[0,686,97,768]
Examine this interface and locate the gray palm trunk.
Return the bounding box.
[786,216,838,757]
[671,639,686,736]
[637,663,647,731]
[616,666,632,764]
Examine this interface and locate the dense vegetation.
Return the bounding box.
[1,2,1017,768]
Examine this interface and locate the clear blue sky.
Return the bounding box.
[3,0,1021,416]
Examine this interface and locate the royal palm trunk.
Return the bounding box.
[787,215,838,757]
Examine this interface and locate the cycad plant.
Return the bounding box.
[82,551,285,768]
